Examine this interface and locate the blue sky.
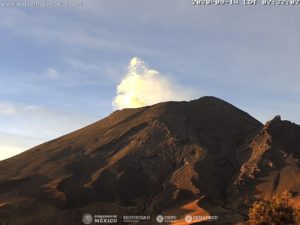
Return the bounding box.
[0,0,300,159]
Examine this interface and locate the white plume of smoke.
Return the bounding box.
[113,57,190,110]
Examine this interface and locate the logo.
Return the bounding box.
[82,213,93,224]
[123,215,151,223]
[94,215,118,224]
[156,215,164,223]
[185,215,193,223]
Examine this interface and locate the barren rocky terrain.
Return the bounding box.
[0,96,299,225]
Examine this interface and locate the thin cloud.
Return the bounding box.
[0,102,41,116]
[0,102,17,115]
[0,9,156,55]
[44,68,59,79]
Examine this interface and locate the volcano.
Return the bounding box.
[0,96,300,225]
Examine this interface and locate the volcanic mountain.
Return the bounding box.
[0,96,300,225]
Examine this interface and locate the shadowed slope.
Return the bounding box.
[4,96,298,225]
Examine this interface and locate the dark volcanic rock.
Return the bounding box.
[0,96,299,225]
[231,115,300,216]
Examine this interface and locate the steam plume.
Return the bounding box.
[113,57,189,109]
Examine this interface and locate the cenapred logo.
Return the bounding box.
[156,215,164,223]
[82,213,93,224]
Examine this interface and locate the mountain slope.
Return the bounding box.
[229,115,300,217]
[1,96,299,225]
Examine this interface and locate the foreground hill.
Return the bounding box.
[0,96,299,225]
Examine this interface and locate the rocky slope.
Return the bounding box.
[0,96,299,225]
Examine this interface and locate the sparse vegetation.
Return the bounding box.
[248,191,300,225]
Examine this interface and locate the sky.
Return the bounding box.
[0,0,300,160]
